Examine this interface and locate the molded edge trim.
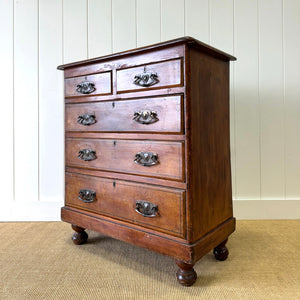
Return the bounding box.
[61,206,235,264]
[57,36,236,70]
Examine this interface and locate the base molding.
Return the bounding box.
[233,200,300,219]
[62,206,235,264]
[0,201,63,221]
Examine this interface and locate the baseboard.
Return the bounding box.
[0,201,63,221]
[233,200,300,219]
[0,200,299,221]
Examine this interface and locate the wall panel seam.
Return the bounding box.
[232,0,237,199]
[135,0,137,47]
[38,0,40,202]
[282,0,286,200]
[87,0,89,58]
[183,0,186,36]
[257,0,262,201]
[111,0,113,52]
[62,0,64,63]
[13,0,16,202]
[208,0,211,44]
[160,0,162,41]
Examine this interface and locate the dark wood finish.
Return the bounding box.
[71,224,88,245]
[65,132,185,141]
[61,45,185,78]
[57,37,235,72]
[117,58,182,93]
[65,95,183,133]
[185,48,233,243]
[65,71,112,97]
[64,86,185,104]
[213,238,229,261]
[62,207,235,264]
[59,37,236,286]
[66,138,184,181]
[175,260,197,286]
[65,167,187,189]
[66,173,185,237]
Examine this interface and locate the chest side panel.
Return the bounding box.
[186,47,233,242]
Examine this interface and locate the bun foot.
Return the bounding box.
[175,260,197,286]
[213,238,229,261]
[71,224,88,245]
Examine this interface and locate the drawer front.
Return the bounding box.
[116,59,182,93]
[66,139,184,181]
[65,71,112,97]
[65,96,183,133]
[65,173,185,237]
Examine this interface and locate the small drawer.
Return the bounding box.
[65,71,112,97]
[65,173,185,237]
[65,95,183,133]
[66,138,184,181]
[116,59,182,93]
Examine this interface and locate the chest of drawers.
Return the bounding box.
[58,37,236,286]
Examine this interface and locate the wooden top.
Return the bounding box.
[57,36,236,70]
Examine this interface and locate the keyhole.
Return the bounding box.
[113,140,116,146]
[113,181,116,188]
[112,102,115,108]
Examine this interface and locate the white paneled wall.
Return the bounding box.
[0,0,299,221]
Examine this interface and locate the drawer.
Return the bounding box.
[65,71,112,97]
[116,59,183,93]
[65,173,185,237]
[65,95,183,133]
[66,138,184,181]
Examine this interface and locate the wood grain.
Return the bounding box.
[65,172,185,237]
[65,95,183,133]
[65,71,112,97]
[116,59,183,93]
[60,37,236,286]
[186,48,233,242]
[66,138,185,181]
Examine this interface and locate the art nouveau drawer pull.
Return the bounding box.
[76,81,96,94]
[135,200,158,217]
[134,152,158,166]
[133,67,159,87]
[78,149,96,161]
[133,110,158,124]
[78,189,96,203]
[77,113,96,126]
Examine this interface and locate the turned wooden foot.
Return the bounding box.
[71,224,88,245]
[213,238,229,261]
[175,260,197,286]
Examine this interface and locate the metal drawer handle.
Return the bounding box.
[78,189,96,203]
[134,152,158,166]
[78,149,96,161]
[76,81,96,94]
[135,200,158,217]
[133,110,158,124]
[133,67,159,87]
[77,113,96,126]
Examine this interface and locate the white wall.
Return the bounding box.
[0,0,299,221]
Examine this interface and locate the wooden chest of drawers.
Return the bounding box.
[58,37,236,286]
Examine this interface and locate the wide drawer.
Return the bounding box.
[65,173,185,237]
[65,71,112,97]
[65,95,183,133]
[116,59,183,93]
[66,138,184,181]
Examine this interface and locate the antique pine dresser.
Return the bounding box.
[58,37,236,286]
